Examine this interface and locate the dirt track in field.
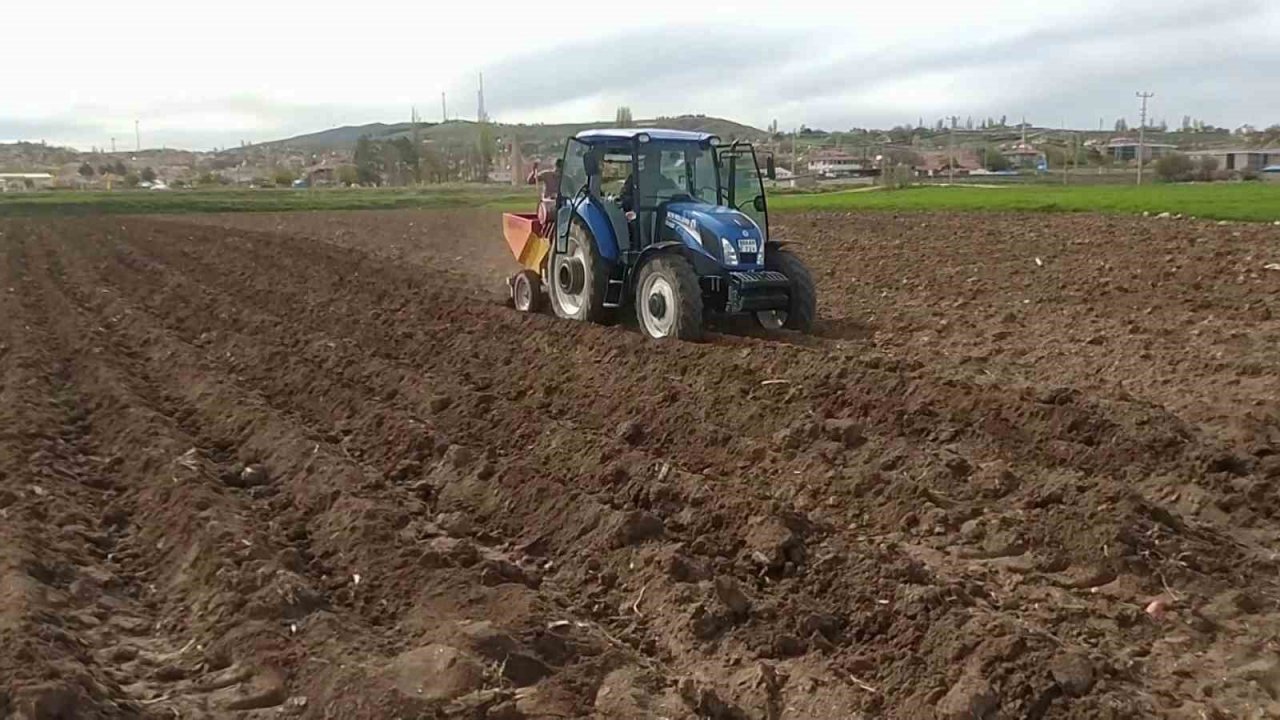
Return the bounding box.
[1,209,1279,719]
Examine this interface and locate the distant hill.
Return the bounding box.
[248,115,769,154]
[253,122,415,151]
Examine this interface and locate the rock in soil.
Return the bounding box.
[666,551,711,583]
[1049,651,1096,697]
[617,420,645,445]
[611,510,665,547]
[480,559,538,588]
[743,514,805,570]
[822,418,866,448]
[713,576,751,618]
[384,644,485,701]
[936,671,997,720]
[594,667,686,718]
[219,668,288,711]
[437,511,474,536]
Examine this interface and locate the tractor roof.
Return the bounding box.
[574,128,717,144]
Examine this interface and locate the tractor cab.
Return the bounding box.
[508,127,813,341]
[555,130,771,263]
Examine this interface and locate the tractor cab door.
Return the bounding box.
[554,138,591,250]
[719,144,769,242]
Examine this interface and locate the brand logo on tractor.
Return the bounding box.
[665,214,698,236]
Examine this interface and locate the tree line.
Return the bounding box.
[352,127,497,186]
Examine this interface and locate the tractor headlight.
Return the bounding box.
[720,237,739,266]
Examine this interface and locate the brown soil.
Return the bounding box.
[1,209,1278,719]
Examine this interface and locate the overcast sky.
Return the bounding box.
[5,0,1278,150]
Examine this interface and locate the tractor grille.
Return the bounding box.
[729,270,790,288]
[726,270,790,313]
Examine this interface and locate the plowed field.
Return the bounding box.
[2,210,1279,719]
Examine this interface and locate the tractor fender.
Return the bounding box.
[634,241,691,270]
[765,240,794,251]
[573,200,621,262]
[630,242,691,293]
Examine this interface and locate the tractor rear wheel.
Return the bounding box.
[635,254,703,341]
[549,221,610,323]
[511,270,543,313]
[755,248,816,333]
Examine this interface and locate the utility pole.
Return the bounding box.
[411,106,421,186]
[948,125,955,184]
[441,92,448,122]
[510,133,522,187]
[111,137,116,153]
[1136,91,1154,185]
[477,73,486,123]
[791,128,798,176]
[1062,120,1068,186]
[134,120,140,153]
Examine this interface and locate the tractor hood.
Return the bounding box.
[662,201,764,266]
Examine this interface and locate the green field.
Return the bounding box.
[770,182,1280,222]
[3,181,1279,222]
[0,186,537,217]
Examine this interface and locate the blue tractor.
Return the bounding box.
[507,129,815,341]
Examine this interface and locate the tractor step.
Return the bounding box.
[603,266,629,308]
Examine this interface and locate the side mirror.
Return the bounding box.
[753,195,766,212]
[765,155,777,180]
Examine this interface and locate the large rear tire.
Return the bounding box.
[755,248,816,333]
[635,254,703,341]
[548,221,610,323]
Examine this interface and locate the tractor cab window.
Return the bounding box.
[635,142,717,208]
[684,147,719,205]
[558,138,589,203]
[599,152,633,199]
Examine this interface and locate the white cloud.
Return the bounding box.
[4,0,1277,149]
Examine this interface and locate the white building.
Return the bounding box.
[1187,148,1280,173]
[0,173,54,191]
[807,151,865,178]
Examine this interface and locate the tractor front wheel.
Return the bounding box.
[755,248,816,333]
[635,254,703,341]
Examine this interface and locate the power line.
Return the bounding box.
[1136,91,1154,185]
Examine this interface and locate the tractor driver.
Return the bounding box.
[526,158,562,229]
[620,157,680,213]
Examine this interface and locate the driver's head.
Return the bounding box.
[639,147,661,179]
[554,159,563,172]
